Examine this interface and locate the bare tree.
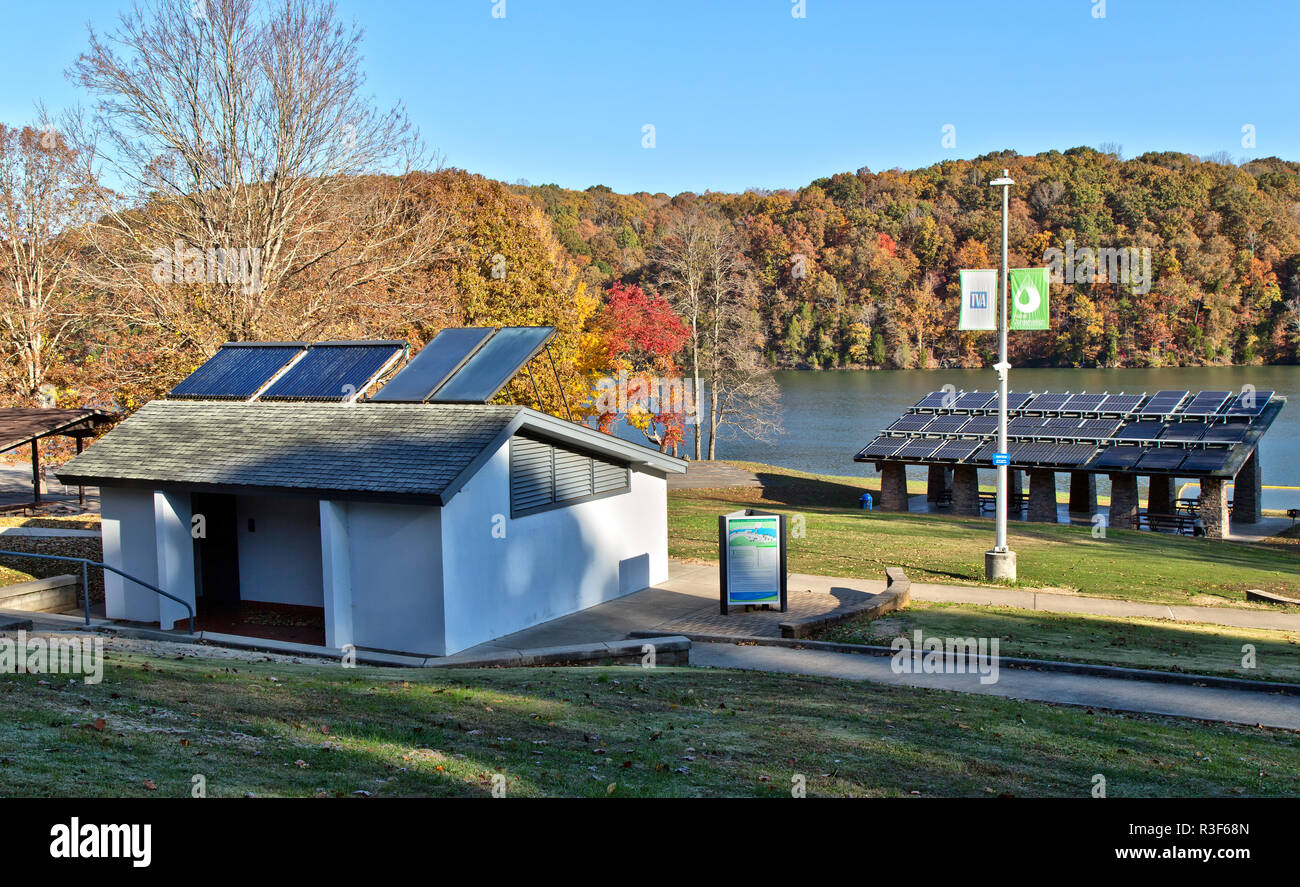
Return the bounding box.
[67,0,451,348]
[0,117,94,397]
[658,210,782,459]
[654,209,708,459]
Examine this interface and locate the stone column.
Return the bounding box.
[1232,448,1261,525]
[1027,469,1058,522]
[879,462,910,511]
[1008,469,1024,514]
[952,465,980,516]
[926,464,951,503]
[1068,471,1097,513]
[1201,476,1229,539]
[1147,475,1175,516]
[1109,473,1138,529]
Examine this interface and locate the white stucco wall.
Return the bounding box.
[438,440,669,655]
[323,500,445,656]
[235,495,323,607]
[99,487,161,622]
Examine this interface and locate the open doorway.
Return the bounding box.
[188,492,325,645]
[192,492,240,602]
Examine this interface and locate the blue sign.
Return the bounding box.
[992,452,1010,466]
[969,290,989,309]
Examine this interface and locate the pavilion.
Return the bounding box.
[854,389,1283,538]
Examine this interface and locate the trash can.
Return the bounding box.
[859,492,873,511]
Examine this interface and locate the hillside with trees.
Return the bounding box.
[516,150,1300,371]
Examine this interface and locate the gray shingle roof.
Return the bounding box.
[57,400,524,502]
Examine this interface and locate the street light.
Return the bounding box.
[986,169,1017,582]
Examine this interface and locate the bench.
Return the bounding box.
[1142,512,1194,535]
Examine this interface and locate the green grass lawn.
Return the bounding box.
[668,463,1300,607]
[1,646,1297,798]
[819,603,1300,683]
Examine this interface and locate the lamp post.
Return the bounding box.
[986,169,1017,581]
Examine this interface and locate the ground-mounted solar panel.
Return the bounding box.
[1092,446,1144,469]
[924,415,969,434]
[930,439,980,461]
[895,439,943,460]
[1181,390,1232,416]
[1074,419,1121,438]
[1008,416,1046,435]
[1139,390,1189,416]
[1048,443,1100,466]
[1225,389,1273,417]
[856,436,908,459]
[960,416,999,435]
[1158,421,1208,441]
[1096,393,1143,415]
[1039,417,1084,436]
[1115,420,1165,440]
[1062,393,1107,413]
[1177,449,1233,473]
[259,342,405,402]
[913,390,955,410]
[1200,424,1248,443]
[430,326,556,403]
[887,414,932,432]
[168,343,306,400]
[1025,392,1074,413]
[371,327,496,403]
[952,390,997,411]
[972,441,1000,463]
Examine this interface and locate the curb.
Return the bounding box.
[58,622,692,671]
[778,567,910,639]
[626,630,1300,697]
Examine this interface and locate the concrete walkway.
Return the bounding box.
[691,641,1300,730]
[666,461,761,491]
[456,560,1300,659]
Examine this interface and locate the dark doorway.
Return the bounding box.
[192,493,240,603]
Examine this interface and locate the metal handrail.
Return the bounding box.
[0,549,194,634]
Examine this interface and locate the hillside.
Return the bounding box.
[514,148,1300,370]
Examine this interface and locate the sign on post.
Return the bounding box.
[1009,268,1050,330]
[958,269,998,330]
[718,509,787,615]
[992,452,1010,466]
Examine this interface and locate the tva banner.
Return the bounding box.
[958,269,997,330]
[1009,268,1050,330]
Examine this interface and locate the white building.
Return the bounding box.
[59,400,685,656]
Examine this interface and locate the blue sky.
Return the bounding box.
[3,0,1296,194]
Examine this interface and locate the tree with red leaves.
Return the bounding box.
[592,282,691,453]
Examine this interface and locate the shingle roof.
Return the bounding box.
[57,400,523,502]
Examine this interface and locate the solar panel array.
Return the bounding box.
[855,388,1281,476]
[259,342,404,402]
[170,341,402,402]
[168,343,307,400]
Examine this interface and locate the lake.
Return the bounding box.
[669,365,1300,505]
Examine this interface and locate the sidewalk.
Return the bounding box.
[455,559,1300,659]
[690,642,1300,730]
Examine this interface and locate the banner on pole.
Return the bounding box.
[958,269,998,330]
[1009,268,1050,330]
